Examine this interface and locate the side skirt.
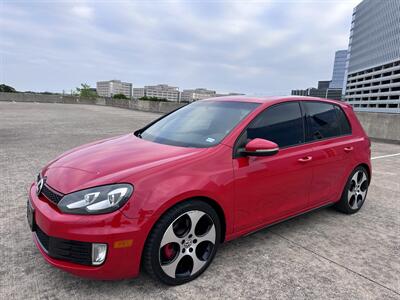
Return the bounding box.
[228,202,335,241]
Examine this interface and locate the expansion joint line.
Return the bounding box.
[268,230,400,296]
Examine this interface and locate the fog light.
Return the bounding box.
[92,243,107,266]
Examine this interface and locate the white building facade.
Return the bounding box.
[145,84,180,101]
[181,88,216,102]
[132,84,180,101]
[96,80,132,98]
[132,88,145,99]
[344,0,400,113]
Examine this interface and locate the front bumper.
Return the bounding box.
[28,183,149,280]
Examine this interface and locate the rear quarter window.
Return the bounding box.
[335,106,352,135]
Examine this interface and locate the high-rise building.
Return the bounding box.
[291,51,346,101]
[181,88,216,102]
[344,0,400,113]
[329,50,347,89]
[96,80,132,98]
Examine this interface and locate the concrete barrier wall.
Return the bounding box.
[1,92,398,142]
[129,99,184,113]
[0,92,65,103]
[0,92,184,114]
[355,112,400,143]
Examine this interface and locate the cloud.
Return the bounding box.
[71,5,93,19]
[0,0,361,95]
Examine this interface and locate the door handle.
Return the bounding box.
[298,156,313,163]
[344,146,354,152]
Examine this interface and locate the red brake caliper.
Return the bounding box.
[163,243,175,260]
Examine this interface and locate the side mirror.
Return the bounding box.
[242,138,279,157]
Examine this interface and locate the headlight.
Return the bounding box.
[58,184,133,215]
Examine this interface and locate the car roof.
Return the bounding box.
[202,95,348,107]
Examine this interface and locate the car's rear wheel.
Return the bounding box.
[143,200,221,285]
[335,166,369,214]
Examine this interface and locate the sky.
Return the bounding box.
[0,0,361,95]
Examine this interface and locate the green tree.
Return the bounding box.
[75,83,97,98]
[113,93,128,99]
[0,84,17,93]
[139,96,168,102]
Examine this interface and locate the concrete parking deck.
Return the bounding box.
[1,102,399,299]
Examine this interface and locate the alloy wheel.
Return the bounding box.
[347,170,368,210]
[159,210,216,279]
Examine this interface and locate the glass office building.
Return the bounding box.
[344,0,400,113]
[329,50,347,89]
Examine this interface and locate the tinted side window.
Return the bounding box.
[335,106,352,135]
[304,102,340,141]
[246,102,305,148]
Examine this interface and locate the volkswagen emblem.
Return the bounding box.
[36,177,45,196]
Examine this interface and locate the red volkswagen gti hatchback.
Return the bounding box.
[27,96,371,285]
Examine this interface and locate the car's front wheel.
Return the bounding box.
[143,200,221,285]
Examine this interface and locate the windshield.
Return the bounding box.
[140,101,259,148]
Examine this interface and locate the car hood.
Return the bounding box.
[42,134,204,194]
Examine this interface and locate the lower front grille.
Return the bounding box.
[36,225,50,250]
[35,226,93,266]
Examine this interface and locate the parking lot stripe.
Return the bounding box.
[371,153,400,160]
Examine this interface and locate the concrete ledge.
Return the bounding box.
[355,112,400,143]
[1,92,398,142]
[369,137,400,145]
[0,92,184,114]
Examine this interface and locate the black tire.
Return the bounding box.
[143,200,221,285]
[335,166,369,214]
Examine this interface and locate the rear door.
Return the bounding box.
[302,101,354,206]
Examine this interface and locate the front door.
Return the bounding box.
[233,102,313,232]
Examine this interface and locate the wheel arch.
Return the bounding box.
[150,196,227,243]
[357,163,371,183]
[193,196,227,243]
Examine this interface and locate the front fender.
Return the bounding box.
[119,145,235,238]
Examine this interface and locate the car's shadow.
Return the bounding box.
[33,205,345,293]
